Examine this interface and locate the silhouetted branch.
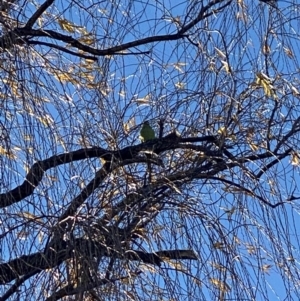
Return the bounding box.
[0,0,232,57]
[27,40,98,60]
[25,0,55,29]
[0,233,197,285]
[0,134,289,209]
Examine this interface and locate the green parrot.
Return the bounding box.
[140,121,155,142]
[140,121,156,183]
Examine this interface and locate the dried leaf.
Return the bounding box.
[290,151,300,166]
[135,94,151,105]
[78,35,95,45]
[221,60,230,73]
[166,259,187,272]
[175,82,185,89]
[58,18,76,33]
[213,242,226,250]
[247,245,257,255]
[123,117,136,134]
[262,264,272,274]
[262,43,271,55]
[249,143,259,151]
[210,278,230,292]
[0,146,16,159]
[255,72,276,98]
[173,62,187,73]
[223,206,236,219]
[17,230,30,240]
[291,85,300,96]
[218,127,227,136]
[283,47,294,58]
[215,47,226,59]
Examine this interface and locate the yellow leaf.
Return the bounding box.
[255,72,276,98]
[218,127,227,136]
[100,158,107,165]
[120,277,131,284]
[0,146,16,159]
[17,230,30,240]
[18,212,44,224]
[234,236,241,244]
[249,143,259,151]
[236,11,248,22]
[139,263,157,273]
[246,127,255,138]
[172,16,181,25]
[84,58,98,64]
[192,277,202,286]
[124,291,136,300]
[58,18,76,33]
[287,257,295,262]
[211,262,226,271]
[119,90,126,97]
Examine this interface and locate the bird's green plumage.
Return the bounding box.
[140,121,155,142]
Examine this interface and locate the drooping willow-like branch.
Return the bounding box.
[0,0,233,58]
[0,134,289,209]
[0,135,218,208]
[0,231,197,285]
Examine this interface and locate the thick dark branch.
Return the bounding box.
[0,233,197,285]
[178,0,232,35]
[0,147,113,208]
[0,134,290,209]
[0,271,38,301]
[0,1,232,56]
[0,239,68,284]
[27,40,98,60]
[156,249,198,260]
[27,39,150,58]
[44,248,196,301]
[0,135,216,208]
[12,28,188,55]
[24,0,55,29]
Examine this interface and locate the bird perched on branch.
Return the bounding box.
[140,121,156,183]
[140,121,156,142]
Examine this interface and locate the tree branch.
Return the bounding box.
[27,40,98,60]
[0,233,197,285]
[0,0,233,57]
[24,0,55,29]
